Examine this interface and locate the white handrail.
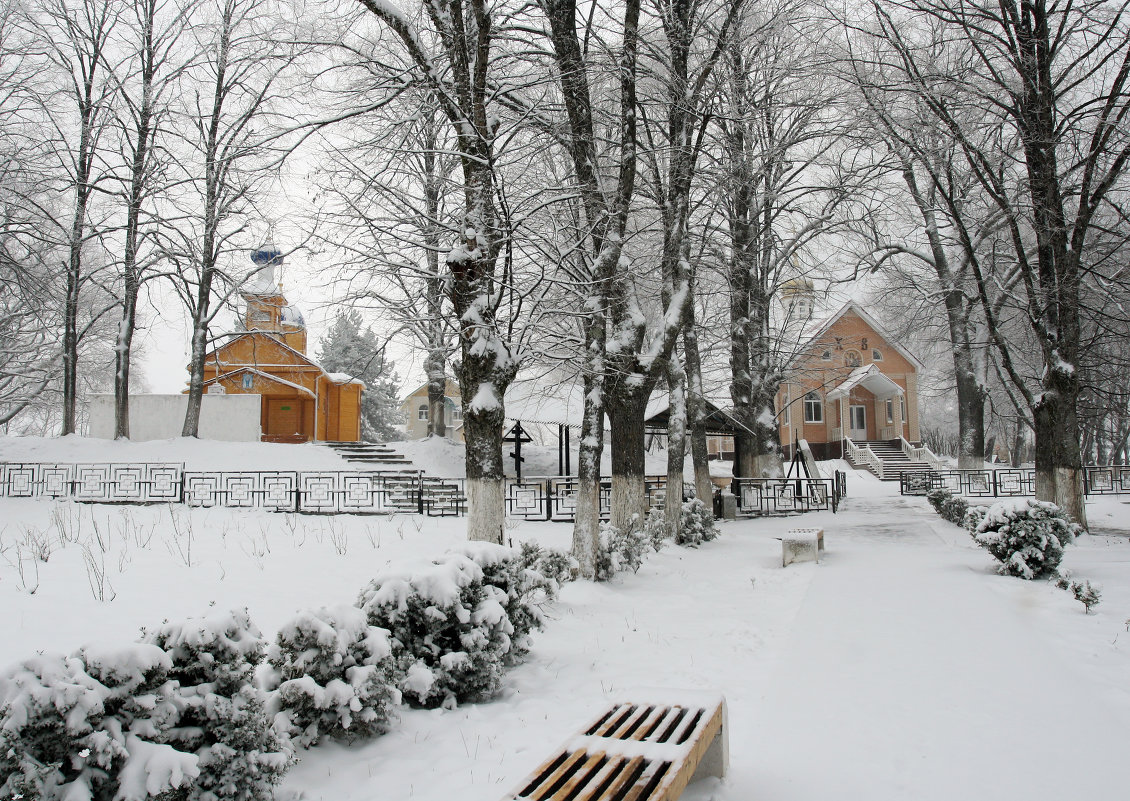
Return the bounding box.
[900,436,944,471]
[845,437,885,479]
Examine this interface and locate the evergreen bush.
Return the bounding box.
[970,500,1080,579]
[142,609,293,801]
[643,509,669,553]
[1054,575,1102,613]
[926,487,951,514]
[356,555,511,708]
[0,645,195,801]
[453,542,557,663]
[266,605,399,748]
[515,541,577,586]
[597,517,648,576]
[677,498,717,546]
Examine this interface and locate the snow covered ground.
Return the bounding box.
[2,437,1129,799]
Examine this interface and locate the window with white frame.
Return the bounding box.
[872,348,883,361]
[821,348,832,360]
[886,398,894,423]
[782,388,791,425]
[901,395,906,425]
[417,403,428,421]
[804,391,823,423]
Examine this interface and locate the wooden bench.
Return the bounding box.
[780,527,824,566]
[503,693,727,801]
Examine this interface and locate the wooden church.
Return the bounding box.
[192,242,364,443]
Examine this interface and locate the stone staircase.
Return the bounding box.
[323,441,415,469]
[848,440,936,481]
[322,442,466,514]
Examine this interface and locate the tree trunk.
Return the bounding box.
[113,292,137,439]
[62,240,81,436]
[954,359,986,470]
[460,378,505,544]
[684,325,713,506]
[571,372,605,579]
[607,389,648,531]
[1034,372,1087,527]
[665,355,687,542]
[425,349,447,438]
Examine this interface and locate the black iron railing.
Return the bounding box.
[730,475,842,515]
[899,467,1130,497]
[1,461,848,519]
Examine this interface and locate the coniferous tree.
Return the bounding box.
[316,310,400,442]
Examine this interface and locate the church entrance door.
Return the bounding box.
[265,398,307,442]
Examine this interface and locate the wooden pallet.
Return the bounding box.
[504,695,727,801]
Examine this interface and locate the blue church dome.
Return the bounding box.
[250,241,283,267]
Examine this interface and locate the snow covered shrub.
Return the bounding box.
[677,499,717,546]
[970,500,1081,580]
[266,605,399,749]
[1054,576,1102,613]
[357,555,512,709]
[597,518,647,577]
[963,505,988,533]
[142,609,292,801]
[926,488,972,527]
[0,644,195,801]
[643,509,669,553]
[516,541,578,586]
[926,487,951,514]
[450,541,557,663]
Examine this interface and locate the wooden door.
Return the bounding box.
[266,399,304,440]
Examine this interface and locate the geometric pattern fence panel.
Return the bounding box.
[182,471,299,511]
[1083,466,1130,495]
[731,478,836,516]
[900,469,1042,498]
[0,462,184,503]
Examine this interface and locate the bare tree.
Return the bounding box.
[30,0,121,435]
[358,0,529,543]
[108,0,195,438]
[713,0,864,476]
[162,0,299,437]
[313,84,458,439]
[860,0,1130,525]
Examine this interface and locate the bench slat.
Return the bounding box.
[505,698,726,801]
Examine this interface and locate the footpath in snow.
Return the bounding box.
[279,488,1130,801]
[744,494,1130,801]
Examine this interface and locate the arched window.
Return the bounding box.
[845,350,862,368]
[872,348,883,361]
[804,391,823,423]
[417,403,429,421]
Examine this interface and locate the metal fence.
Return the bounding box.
[1,461,850,519]
[899,467,1130,498]
[730,474,844,515]
[0,462,669,520]
[505,476,669,522]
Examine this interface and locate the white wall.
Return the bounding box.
[88,394,261,441]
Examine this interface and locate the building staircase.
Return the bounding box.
[322,441,466,514]
[846,439,937,481]
[323,441,416,469]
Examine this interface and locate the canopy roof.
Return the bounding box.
[826,364,904,401]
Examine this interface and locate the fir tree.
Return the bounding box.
[316,311,401,442]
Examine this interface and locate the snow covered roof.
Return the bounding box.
[503,380,588,427]
[643,395,759,437]
[826,364,904,401]
[204,367,316,398]
[326,372,365,387]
